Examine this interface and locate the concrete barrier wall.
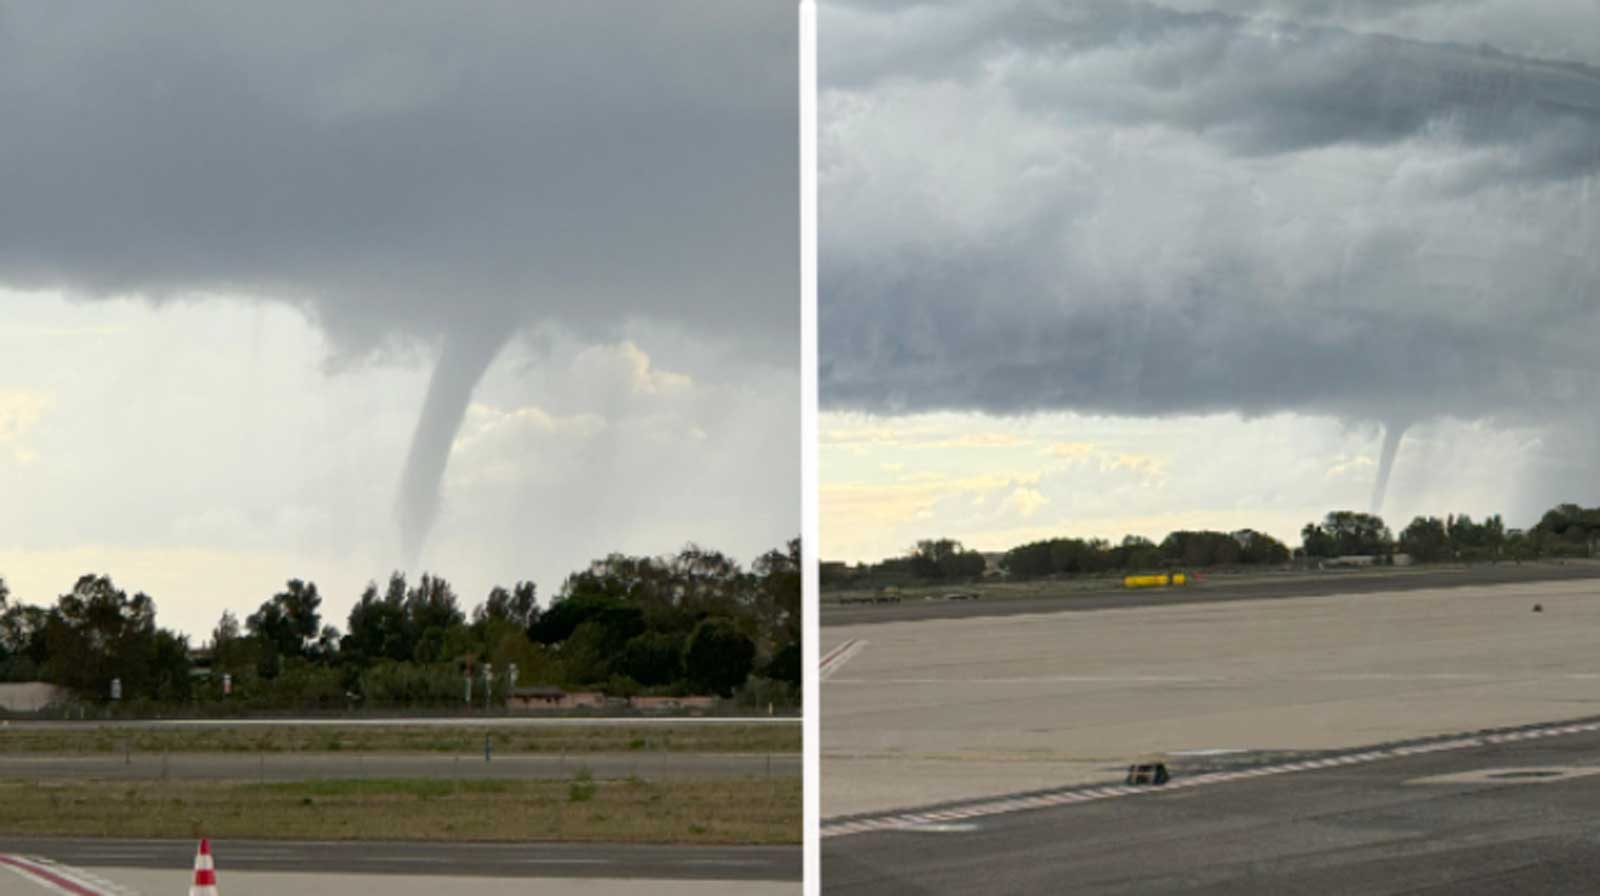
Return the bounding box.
[0,682,68,713]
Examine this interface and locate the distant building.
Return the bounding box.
[506,687,605,711]
[630,695,718,713]
[505,687,718,713]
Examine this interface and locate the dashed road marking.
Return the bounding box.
[821,718,1600,839]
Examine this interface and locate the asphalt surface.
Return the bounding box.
[3,717,797,728]
[0,751,797,781]
[821,562,1600,626]
[0,838,800,882]
[824,723,1600,894]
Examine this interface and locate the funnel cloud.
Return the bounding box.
[1370,421,1409,515]
[398,323,515,564]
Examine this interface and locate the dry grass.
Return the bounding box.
[0,776,800,845]
[0,724,799,756]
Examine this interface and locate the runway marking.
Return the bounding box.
[819,639,868,681]
[0,856,135,896]
[820,717,1600,839]
[1409,766,1600,786]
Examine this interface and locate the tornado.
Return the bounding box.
[1369,420,1408,515]
[397,322,515,564]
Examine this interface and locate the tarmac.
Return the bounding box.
[822,571,1600,818]
[823,722,1600,894]
[0,839,799,894]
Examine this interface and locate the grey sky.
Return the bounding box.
[820,0,1600,549]
[0,3,798,638]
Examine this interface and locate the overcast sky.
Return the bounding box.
[0,2,798,639]
[821,0,1600,562]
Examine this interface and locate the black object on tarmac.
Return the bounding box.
[1126,762,1169,786]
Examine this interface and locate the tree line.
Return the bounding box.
[1306,504,1600,563]
[0,539,801,711]
[823,502,1600,586]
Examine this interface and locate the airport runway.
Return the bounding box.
[0,838,799,883]
[822,575,1600,817]
[0,751,797,781]
[824,723,1600,894]
[822,561,1600,625]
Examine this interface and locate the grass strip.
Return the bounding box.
[0,776,800,845]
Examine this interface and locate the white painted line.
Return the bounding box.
[0,856,130,896]
[819,639,868,681]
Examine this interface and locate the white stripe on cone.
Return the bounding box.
[190,839,217,896]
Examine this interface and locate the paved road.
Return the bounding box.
[822,562,1600,626]
[0,838,800,882]
[4,717,797,728]
[824,722,1600,894]
[0,751,797,781]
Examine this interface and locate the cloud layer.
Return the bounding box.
[0,2,798,558]
[821,1,1600,429]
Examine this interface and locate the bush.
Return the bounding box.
[683,618,755,698]
[734,676,799,711]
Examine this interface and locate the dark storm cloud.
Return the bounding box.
[1,2,796,351]
[820,0,1600,428]
[0,2,797,556]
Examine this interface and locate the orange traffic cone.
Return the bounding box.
[189,839,217,895]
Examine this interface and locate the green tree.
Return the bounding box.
[475,582,539,630]
[764,640,801,689]
[909,539,986,579]
[1113,535,1162,570]
[1400,516,1450,562]
[1233,529,1290,565]
[617,631,684,687]
[341,576,413,665]
[246,579,323,677]
[683,617,755,697]
[0,601,51,682]
[753,539,801,645]
[43,575,188,701]
[1159,531,1242,567]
